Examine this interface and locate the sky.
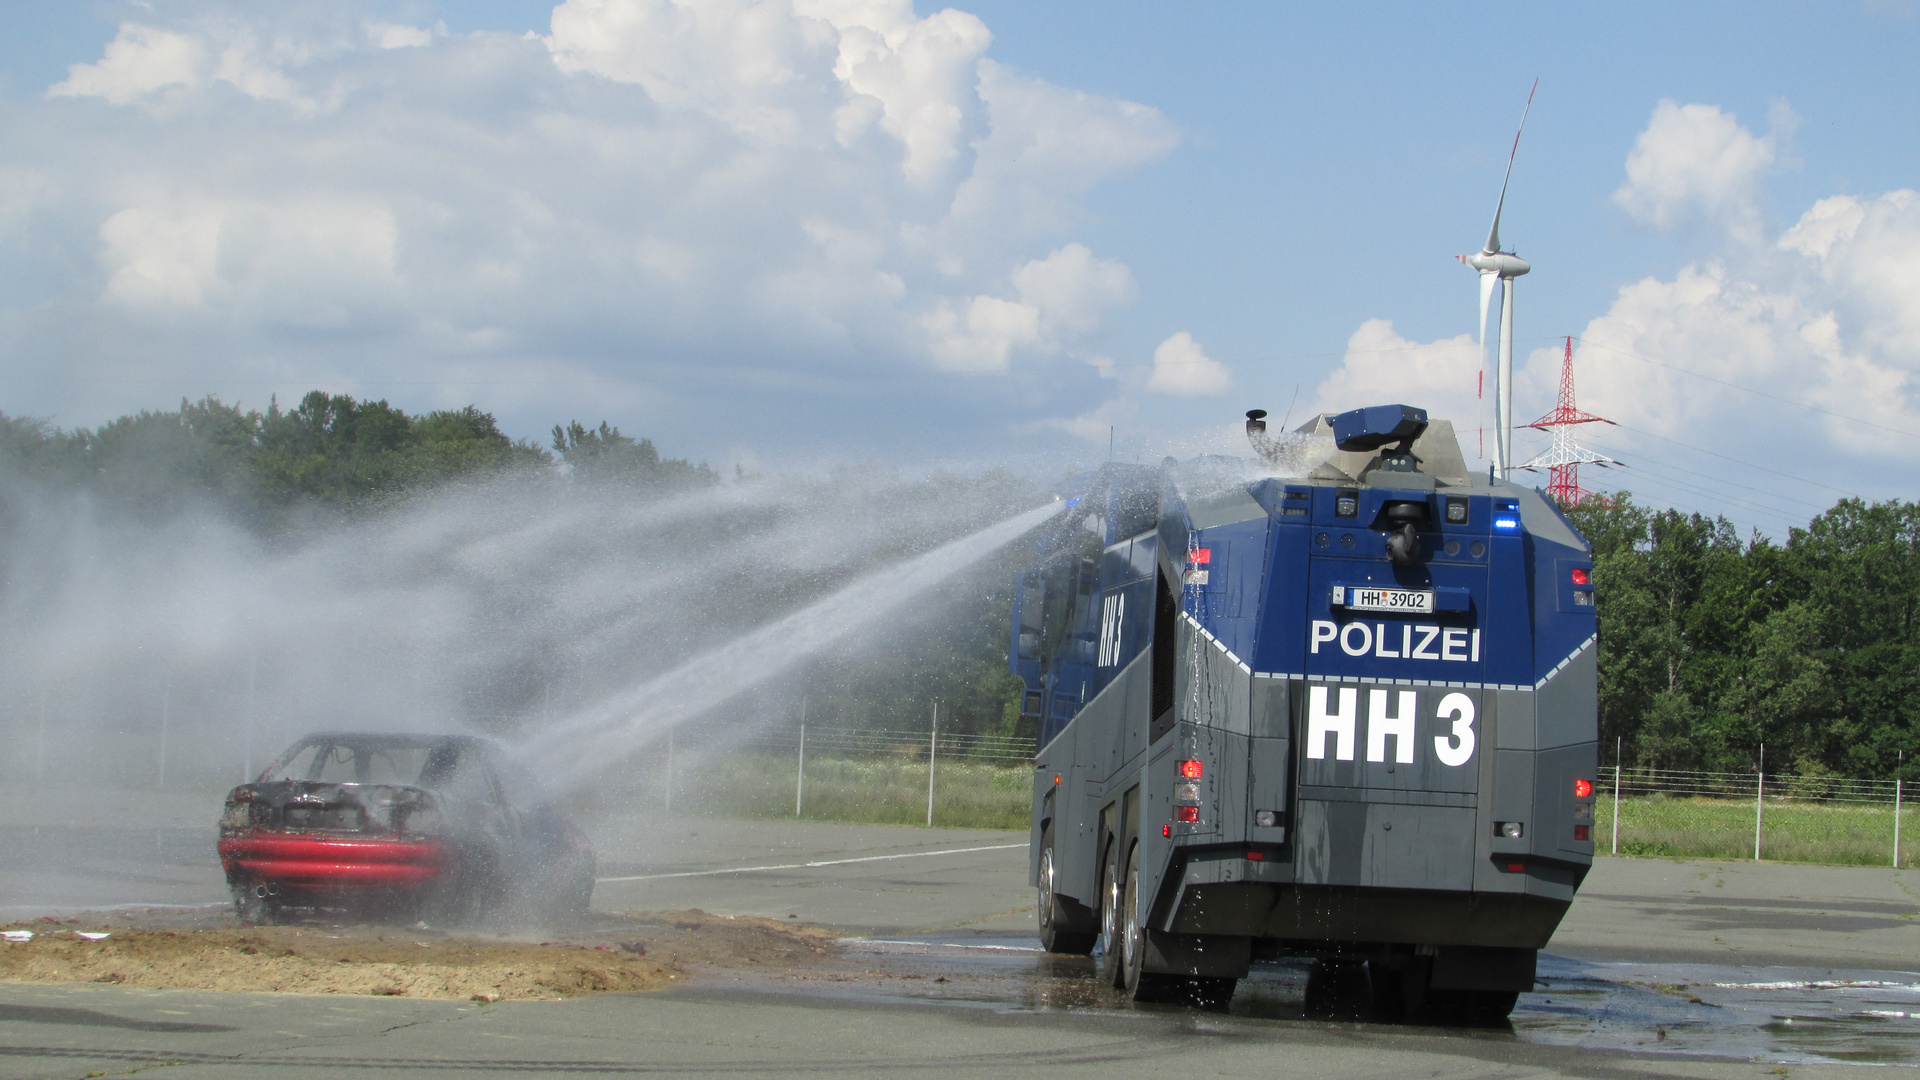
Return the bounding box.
[3,1,1920,536]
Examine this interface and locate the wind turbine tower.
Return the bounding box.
[1520,337,1619,506]
[1461,80,1537,480]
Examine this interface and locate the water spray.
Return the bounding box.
[521,500,1066,791]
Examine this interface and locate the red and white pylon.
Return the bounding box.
[1519,337,1619,506]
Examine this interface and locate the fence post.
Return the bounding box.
[664,728,674,814]
[36,687,47,787]
[927,701,938,828]
[1897,749,1905,870]
[1754,742,1765,862]
[1611,737,1621,856]
[157,679,170,790]
[796,722,806,819]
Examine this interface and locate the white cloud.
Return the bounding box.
[1611,99,1796,244]
[49,25,205,104]
[1564,104,1920,469]
[100,203,225,308]
[1302,100,1920,502]
[922,294,1039,372]
[2,0,1178,447]
[366,22,435,50]
[1310,319,1483,439]
[1146,331,1228,396]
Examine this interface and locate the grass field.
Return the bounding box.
[672,753,1032,831]
[664,754,1919,867]
[1598,794,1916,867]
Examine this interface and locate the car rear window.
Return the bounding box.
[268,742,436,785]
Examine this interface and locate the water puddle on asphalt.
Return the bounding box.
[698,935,1920,1065]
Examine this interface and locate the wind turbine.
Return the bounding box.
[1460,80,1536,481]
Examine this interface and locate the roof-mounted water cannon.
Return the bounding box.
[1332,404,1428,474]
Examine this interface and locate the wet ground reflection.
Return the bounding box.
[701,935,1920,1065]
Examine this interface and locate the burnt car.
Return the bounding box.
[218,733,594,925]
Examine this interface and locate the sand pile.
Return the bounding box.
[0,910,838,1001]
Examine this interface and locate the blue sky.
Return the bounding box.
[3,1,1919,535]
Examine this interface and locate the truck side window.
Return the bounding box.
[1150,568,1177,728]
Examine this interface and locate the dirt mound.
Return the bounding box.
[0,909,839,1001]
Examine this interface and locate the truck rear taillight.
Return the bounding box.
[1188,548,1211,565]
[1570,567,1590,585]
[1574,825,1591,841]
[1178,759,1203,779]
[1573,778,1593,798]
[1174,806,1199,823]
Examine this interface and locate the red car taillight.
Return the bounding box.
[221,788,256,831]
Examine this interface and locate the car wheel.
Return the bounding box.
[1036,826,1095,955]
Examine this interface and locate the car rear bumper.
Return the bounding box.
[219,834,452,893]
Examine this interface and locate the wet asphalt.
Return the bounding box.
[4,800,1920,1075]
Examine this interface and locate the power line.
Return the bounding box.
[1602,420,1863,501]
[1578,338,1920,443]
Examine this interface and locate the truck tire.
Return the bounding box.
[1118,843,1177,1002]
[1303,960,1369,1020]
[1096,841,1125,988]
[1036,826,1096,954]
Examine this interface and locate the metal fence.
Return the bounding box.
[737,725,1033,765]
[1602,764,1913,868]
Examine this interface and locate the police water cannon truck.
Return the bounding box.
[1011,404,1597,1020]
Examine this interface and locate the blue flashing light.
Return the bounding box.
[1493,515,1520,531]
[1066,496,1082,507]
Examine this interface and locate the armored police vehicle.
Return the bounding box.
[1012,404,1597,1020]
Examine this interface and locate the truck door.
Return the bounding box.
[1289,490,1491,893]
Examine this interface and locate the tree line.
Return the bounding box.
[1567,495,1920,780]
[0,392,715,531]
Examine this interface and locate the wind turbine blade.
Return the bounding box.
[1482,77,1538,255]
[1478,270,1498,349]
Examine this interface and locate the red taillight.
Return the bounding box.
[1175,806,1199,823]
[1052,773,1061,786]
[1178,759,1203,780]
[1505,862,1525,873]
[1574,825,1591,841]
[1571,568,1590,585]
[1162,825,1172,837]
[1574,778,1593,798]
[1246,851,1265,862]
[1188,548,1211,565]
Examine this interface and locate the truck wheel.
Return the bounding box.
[1365,955,1431,1022]
[1183,976,1238,1010]
[1463,990,1519,1025]
[1303,960,1369,1020]
[1119,844,1177,1002]
[1095,842,1125,988]
[1036,826,1096,955]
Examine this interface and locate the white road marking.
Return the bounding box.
[597,841,1026,884]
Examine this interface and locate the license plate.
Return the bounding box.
[1335,585,1434,614]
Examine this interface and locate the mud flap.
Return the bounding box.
[1430,945,1536,992]
[1142,930,1251,979]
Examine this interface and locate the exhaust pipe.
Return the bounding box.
[254,883,281,898]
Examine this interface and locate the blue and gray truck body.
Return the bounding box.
[1012,405,1598,1018]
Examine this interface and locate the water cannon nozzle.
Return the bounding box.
[1331,404,1428,453]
